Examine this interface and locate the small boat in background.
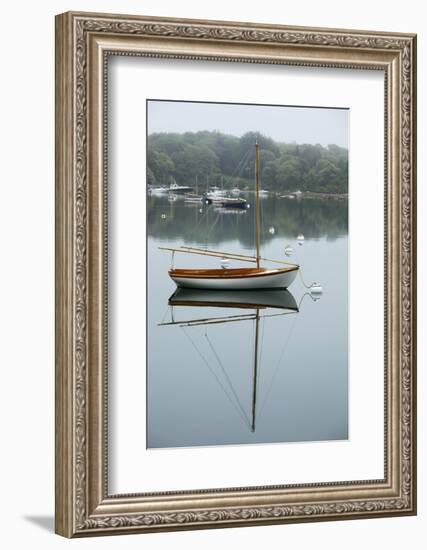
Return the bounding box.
[211,196,248,208]
[149,186,169,195]
[169,182,193,194]
[206,187,227,200]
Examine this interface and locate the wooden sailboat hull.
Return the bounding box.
[169,266,298,290]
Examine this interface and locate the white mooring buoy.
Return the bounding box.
[284,245,293,256]
[310,283,323,295]
[161,214,166,219]
[269,227,276,235]
[297,233,305,245]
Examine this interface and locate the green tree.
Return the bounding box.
[275,157,308,192]
[171,144,220,184]
[147,130,348,193]
[147,167,156,186]
[147,149,175,185]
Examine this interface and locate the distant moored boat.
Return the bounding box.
[211,196,247,208]
[169,182,193,194]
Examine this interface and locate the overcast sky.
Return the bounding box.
[147,100,348,148]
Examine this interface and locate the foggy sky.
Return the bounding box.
[148,100,348,148]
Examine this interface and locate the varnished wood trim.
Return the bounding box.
[169,267,298,279]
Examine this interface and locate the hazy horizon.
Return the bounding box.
[147,100,349,149]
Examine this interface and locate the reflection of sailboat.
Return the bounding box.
[160,288,301,432]
[169,287,298,311]
[160,142,299,290]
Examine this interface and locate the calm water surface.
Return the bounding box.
[147,195,348,448]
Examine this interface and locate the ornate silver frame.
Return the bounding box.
[55,11,417,537]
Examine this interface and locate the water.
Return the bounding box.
[147,195,348,449]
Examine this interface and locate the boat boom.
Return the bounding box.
[158,246,257,263]
[158,246,299,268]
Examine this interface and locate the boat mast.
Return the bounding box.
[255,141,261,268]
[251,309,260,432]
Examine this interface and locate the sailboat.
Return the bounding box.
[160,288,299,432]
[160,142,299,290]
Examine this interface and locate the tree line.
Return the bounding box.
[148,131,348,194]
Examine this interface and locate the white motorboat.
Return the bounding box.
[169,182,193,194]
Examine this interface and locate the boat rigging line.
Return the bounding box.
[205,210,221,246]
[291,243,323,293]
[257,308,300,417]
[204,330,252,429]
[180,325,252,430]
[234,146,253,179]
[183,203,210,242]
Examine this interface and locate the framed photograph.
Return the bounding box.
[55,11,417,537]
